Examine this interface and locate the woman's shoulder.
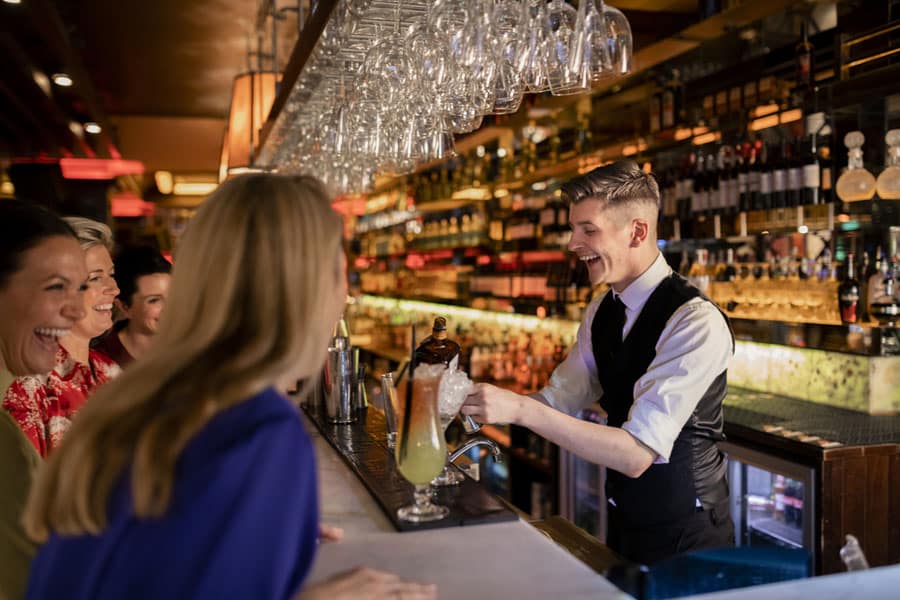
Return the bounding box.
[177,388,311,477]
[3,374,49,407]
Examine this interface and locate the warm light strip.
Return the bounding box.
[749,114,780,132]
[358,294,580,335]
[172,182,218,196]
[752,103,779,118]
[779,109,803,124]
[692,132,721,145]
[451,187,492,201]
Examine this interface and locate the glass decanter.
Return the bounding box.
[876,129,900,200]
[835,131,876,202]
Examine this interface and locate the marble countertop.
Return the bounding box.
[303,413,628,600]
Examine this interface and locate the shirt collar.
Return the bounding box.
[615,252,672,313]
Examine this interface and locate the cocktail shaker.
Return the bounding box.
[325,327,356,423]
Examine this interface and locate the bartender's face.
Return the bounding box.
[568,198,634,288]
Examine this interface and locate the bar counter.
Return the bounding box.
[301,411,900,599]
[301,412,628,599]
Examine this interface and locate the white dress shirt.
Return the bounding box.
[536,252,733,464]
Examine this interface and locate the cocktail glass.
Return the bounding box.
[395,365,450,522]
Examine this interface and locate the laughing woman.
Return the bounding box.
[3,217,121,457]
[0,200,87,599]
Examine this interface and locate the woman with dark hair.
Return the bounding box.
[0,199,86,600]
[3,217,120,457]
[94,245,171,367]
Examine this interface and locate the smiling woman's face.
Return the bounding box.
[0,236,87,375]
[71,245,119,341]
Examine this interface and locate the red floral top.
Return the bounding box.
[2,347,120,457]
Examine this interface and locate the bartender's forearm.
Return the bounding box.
[515,397,656,478]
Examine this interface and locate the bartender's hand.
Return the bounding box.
[461,382,528,425]
[296,567,437,600]
[319,523,344,542]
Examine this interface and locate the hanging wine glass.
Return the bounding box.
[581,0,614,84]
[599,1,633,75]
[544,0,589,96]
[491,0,525,114]
[519,0,550,93]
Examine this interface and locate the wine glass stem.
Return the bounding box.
[414,484,432,509]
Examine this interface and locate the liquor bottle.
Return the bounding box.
[661,70,682,130]
[692,152,706,218]
[801,133,821,205]
[838,253,861,324]
[749,141,764,211]
[707,149,720,216]
[717,146,730,215]
[858,252,871,322]
[876,129,900,199]
[771,141,788,209]
[723,247,738,281]
[681,153,696,223]
[868,247,889,316]
[678,249,691,277]
[795,20,815,96]
[757,141,772,210]
[836,132,876,202]
[649,92,662,133]
[688,248,710,294]
[786,139,803,207]
[737,143,750,212]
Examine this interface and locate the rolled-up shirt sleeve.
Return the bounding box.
[622,299,732,463]
[536,295,605,416]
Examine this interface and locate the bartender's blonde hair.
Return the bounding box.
[24,174,344,540]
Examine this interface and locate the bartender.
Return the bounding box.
[462,161,735,565]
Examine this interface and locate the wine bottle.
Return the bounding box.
[795,20,815,96]
[838,254,861,324]
[801,134,821,205]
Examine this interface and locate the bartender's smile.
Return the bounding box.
[567,198,633,288]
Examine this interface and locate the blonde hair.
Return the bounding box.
[62,216,114,251]
[25,174,344,540]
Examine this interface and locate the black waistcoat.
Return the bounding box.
[591,273,732,528]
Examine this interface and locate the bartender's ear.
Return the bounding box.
[630,218,649,247]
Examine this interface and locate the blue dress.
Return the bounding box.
[26,387,320,599]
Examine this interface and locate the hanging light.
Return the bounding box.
[218,71,279,181]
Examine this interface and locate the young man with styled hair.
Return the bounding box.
[462,160,735,565]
